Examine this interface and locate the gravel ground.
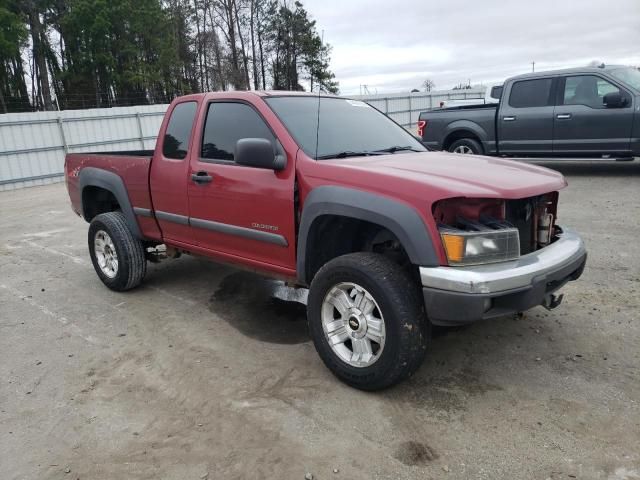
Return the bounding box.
[1,160,639,480]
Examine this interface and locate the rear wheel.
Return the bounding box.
[88,212,147,291]
[449,138,483,155]
[307,252,428,390]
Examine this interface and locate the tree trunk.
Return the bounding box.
[257,6,266,89]
[12,56,30,109]
[250,0,259,90]
[0,88,7,114]
[206,3,226,90]
[26,5,54,110]
[194,0,204,91]
[202,0,211,91]
[224,0,242,89]
[233,0,251,89]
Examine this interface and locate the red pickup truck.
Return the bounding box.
[65,91,587,390]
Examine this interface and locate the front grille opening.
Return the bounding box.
[505,193,558,255]
[506,198,535,254]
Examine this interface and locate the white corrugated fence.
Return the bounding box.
[0,105,167,191]
[353,88,485,130]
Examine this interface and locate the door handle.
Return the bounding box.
[503,116,516,121]
[191,171,213,184]
[556,113,572,120]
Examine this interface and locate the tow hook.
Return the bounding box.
[542,293,564,310]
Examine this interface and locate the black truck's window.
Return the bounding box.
[201,102,275,161]
[563,75,621,109]
[508,79,553,108]
[162,101,197,159]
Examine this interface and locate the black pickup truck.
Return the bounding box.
[418,65,640,159]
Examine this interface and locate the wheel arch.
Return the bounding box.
[297,186,439,285]
[79,167,142,239]
[442,121,488,152]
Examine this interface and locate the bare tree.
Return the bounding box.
[205,0,227,90]
[212,0,246,89]
[233,0,251,88]
[422,78,435,92]
[249,0,259,89]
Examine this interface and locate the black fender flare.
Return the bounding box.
[79,167,142,239]
[297,186,439,284]
[443,121,488,150]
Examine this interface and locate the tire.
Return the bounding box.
[448,138,483,155]
[88,212,147,291]
[307,252,428,391]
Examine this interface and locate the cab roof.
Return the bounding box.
[509,64,629,81]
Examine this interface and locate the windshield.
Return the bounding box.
[610,67,640,92]
[264,96,426,159]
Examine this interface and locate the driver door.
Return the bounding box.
[553,74,634,155]
[187,100,296,270]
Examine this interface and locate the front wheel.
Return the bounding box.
[88,212,147,291]
[448,138,483,155]
[307,253,429,390]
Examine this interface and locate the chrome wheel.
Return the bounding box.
[321,282,386,368]
[94,230,118,278]
[452,145,473,154]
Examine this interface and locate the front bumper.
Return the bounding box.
[419,227,587,325]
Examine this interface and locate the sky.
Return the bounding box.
[302,0,640,95]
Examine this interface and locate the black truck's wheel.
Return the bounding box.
[88,212,147,291]
[449,138,483,155]
[307,252,428,390]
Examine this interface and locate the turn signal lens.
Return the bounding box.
[441,234,465,262]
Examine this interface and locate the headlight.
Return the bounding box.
[440,228,520,266]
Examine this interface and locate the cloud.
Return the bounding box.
[304,0,640,94]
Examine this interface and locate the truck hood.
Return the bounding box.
[322,151,567,199]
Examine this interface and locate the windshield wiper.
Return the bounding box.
[316,150,386,160]
[374,145,423,154]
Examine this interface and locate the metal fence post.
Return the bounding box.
[135,112,145,149]
[384,97,389,114]
[408,95,413,128]
[57,117,68,154]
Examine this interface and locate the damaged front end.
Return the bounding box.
[419,193,587,326]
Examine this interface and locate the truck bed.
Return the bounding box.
[424,103,498,113]
[64,152,155,231]
[419,105,497,153]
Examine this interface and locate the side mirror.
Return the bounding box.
[235,138,286,170]
[490,85,503,100]
[603,91,627,108]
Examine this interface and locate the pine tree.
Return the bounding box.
[0,0,338,112]
[0,0,29,112]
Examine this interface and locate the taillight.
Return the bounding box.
[417,120,427,137]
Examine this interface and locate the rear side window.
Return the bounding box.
[162,101,197,159]
[201,102,275,162]
[508,79,553,108]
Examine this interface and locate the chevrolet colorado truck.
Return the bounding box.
[65,91,587,390]
[418,65,640,159]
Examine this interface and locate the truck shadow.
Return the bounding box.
[207,270,469,346]
[525,159,640,176]
[208,271,309,345]
[153,262,573,410]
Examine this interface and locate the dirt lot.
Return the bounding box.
[1,160,639,480]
